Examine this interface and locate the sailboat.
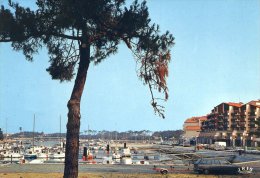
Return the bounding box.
[49,115,65,160]
[24,114,37,159]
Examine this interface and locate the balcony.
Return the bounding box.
[250,128,257,132]
[239,124,245,128]
[234,117,245,121]
[249,123,257,128]
[249,118,257,121]
[249,111,256,116]
[233,112,240,116]
[217,125,223,129]
[240,113,245,117]
[231,124,238,128]
[239,124,246,128]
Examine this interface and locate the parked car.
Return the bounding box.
[193,158,240,174]
[153,166,175,175]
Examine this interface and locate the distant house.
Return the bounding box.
[183,116,207,140]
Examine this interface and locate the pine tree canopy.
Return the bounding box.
[0,0,174,118]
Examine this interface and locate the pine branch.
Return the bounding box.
[0,38,12,42]
[51,33,80,41]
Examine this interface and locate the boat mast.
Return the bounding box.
[88,124,90,142]
[33,114,35,151]
[5,118,7,141]
[115,123,117,148]
[60,115,62,148]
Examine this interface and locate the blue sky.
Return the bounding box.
[0,0,259,133]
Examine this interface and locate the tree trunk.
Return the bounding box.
[64,43,90,178]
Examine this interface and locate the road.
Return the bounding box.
[1,163,259,175]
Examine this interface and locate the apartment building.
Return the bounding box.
[199,100,260,147]
[183,116,207,140]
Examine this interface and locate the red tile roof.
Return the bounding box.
[185,126,201,131]
[226,102,243,108]
[247,100,260,108]
[185,118,197,123]
[184,116,207,123]
[199,116,207,121]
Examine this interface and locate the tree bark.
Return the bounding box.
[64,43,90,178]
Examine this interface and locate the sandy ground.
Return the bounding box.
[0,173,258,178]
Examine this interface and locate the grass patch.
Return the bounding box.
[0,173,248,178]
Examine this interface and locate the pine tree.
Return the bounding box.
[0,0,174,177]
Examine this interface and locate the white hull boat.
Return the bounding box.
[49,151,65,159]
[29,159,44,164]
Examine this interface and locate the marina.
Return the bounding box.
[0,138,173,165]
[1,138,260,166]
[1,139,260,176]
